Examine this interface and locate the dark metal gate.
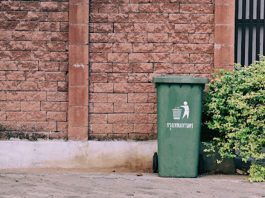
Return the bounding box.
[235,0,265,66]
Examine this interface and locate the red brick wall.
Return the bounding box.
[0,0,233,140]
[89,0,214,139]
[0,1,69,139]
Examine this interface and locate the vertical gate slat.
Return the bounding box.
[256,0,261,60]
[263,0,265,57]
[248,0,253,65]
[235,0,265,66]
[241,0,247,65]
[235,0,239,63]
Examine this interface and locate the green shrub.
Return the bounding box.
[204,58,265,181]
[249,164,265,182]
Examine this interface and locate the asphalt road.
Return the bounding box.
[0,171,264,198]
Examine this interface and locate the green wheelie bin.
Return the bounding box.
[153,75,208,178]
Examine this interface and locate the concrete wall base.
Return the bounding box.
[0,140,157,172]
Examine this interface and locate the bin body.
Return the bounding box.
[154,76,208,177]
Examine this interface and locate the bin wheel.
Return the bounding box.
[153,152,158,173]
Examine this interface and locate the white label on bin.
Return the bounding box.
[172,101,190,120]
[166,101,193,131]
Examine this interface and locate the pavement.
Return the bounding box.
[0,171,264,198]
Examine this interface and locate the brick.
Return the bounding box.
[138,4,160,12]
[128,33,148,42]
[6,72,25,81]
[170,54,190,63]
[147,93,156,103]
[132,83,155,93]
[108,94,128,103]
[195,24,214,33]
[57,122,68,133]
[91,73,108,82]
[135,103,156,113]
[93,103,113,113]
[175,24,195,33]
[46,72,66,82]
[131,63,153,73]
[39,22,60,31]
[154,63,174,73]
[108,73,128,82]
[40,2,59,11]
[21,102,40,112]
[0,112,6,121]
[188,34,210,44]
[169,33,189,43]
[6,92,46,101]
[38,81,58,91]
[114,103,134,113]
[160,3,180,13]
[134,124,154,133]
[1,121,56,132]
[128,93,148,103]
[90,114,107,124]
[90,93,108,103]
[108,114,128,124]
[133,43,153,53]
[173,64,196,74]
[99,4,119,13]
[47,112,67,122]
[127,114,149,124]
[92,23,113,33]
[91,124,112,134]
[94,83,113,93]
[48,12,68,22]
[108,53,129,63]
[129,53,151,63]
[113,83,130,93]
[0,61,17,70]
[0,1,69,137]
[173,44,213,54]
[91,63,112,72]
[113,124,133,133]
[91,43,112,53]
[47,92,67,102]
[0,101,20,111]
[112,43,132,53]
[108,14,129,22]
[128,73,149,83]
[190,54,212,64]
[90,53,108,62]
[58,81,68,92]
[6,112,46,121]
[113,63,132,73]
[169,14,190,23]
[90,33,128,43]
[41,102,67,112]
[180,4,214,14]
[147,33,168,42]
[119,4,139,13]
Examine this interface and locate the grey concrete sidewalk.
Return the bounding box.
[0,171,264,198]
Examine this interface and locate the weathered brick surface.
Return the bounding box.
[0,0,218,140]
[89,0,214,139]
[0,1,69,138]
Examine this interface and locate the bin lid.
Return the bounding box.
[153,75,209,84]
